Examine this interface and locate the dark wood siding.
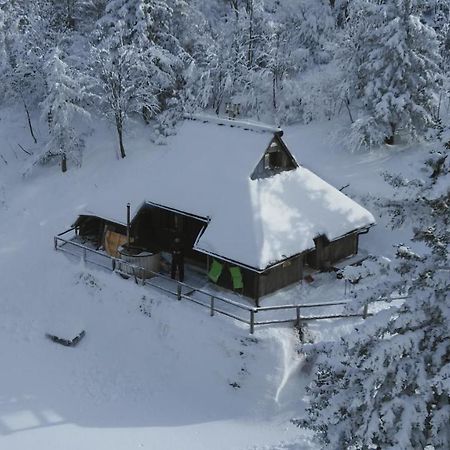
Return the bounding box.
[75,215,126,247]
[208,253,303,304]
[328,233,358,262]
[258,254,304,298]
[131,205,207,265]
[75,213,362,303]
[306,233,359,269]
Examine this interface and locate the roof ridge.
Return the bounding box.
[185,113,283,135]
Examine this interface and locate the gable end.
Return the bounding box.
[250,135,298,180]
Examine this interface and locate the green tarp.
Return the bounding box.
[229,266,244,290]
[208,260,244,291]
[208,259,223,283]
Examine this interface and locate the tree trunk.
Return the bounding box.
[272,74,277,111]
[384,135,394,145]
[384,122,396,145]
[22,98,38,144]
[345,96,354,123]
[142,105,152,124]
[65,0,75,29]
[115,114,126,158]
[118,127,126,159]
[61,153,67,173]
[247,0,254,67]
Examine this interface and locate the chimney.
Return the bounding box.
[126,203,131,246]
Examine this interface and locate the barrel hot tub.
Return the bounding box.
[117,245,160,279]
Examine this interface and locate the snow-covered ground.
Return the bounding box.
[0,108,426,449]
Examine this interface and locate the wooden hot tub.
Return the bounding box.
[117,245,160,279]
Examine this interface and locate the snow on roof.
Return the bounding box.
[185,113,283,134]
[80,119,375,270]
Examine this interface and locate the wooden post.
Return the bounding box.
[210,296,215,316]
[54,237,58,251]
[177,283,182,300]
[363,303,369,319]
[250,310,255,334]
[296,306,305,343]
[112,258,116,271]
[296,305,301,329]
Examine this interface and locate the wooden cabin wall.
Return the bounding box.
[207,254,304,303]
[327,233,358,263]
[77,216,126,247]
[132,206,206,264]
[132,208,160,249]
[258,254,304,298]
[306,233,359,269]
[78,216,104,239]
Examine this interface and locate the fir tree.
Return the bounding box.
[40,47,89,171]
[340,0,442,147]
[301,146,450,449]
[92,0,185,155]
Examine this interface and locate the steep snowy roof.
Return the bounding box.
[81,118,375,270]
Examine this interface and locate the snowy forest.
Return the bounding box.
[1,0,449,165]
[0,1,449,450]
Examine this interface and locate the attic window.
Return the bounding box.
[266,149,283,169]
[251,136,298,180]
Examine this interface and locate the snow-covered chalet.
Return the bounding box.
[70,115,375,305]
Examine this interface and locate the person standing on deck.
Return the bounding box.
[171,237,184,282]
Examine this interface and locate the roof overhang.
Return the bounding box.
[72,212,126,228]
[73,208,375,274]
[139,201,210,223]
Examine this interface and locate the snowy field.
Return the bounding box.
[0,108,426,449]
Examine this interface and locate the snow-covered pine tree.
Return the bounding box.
[0,1,59,143]
[188,0,253,116]
[91,39,140,159]
[426,0,450,121]
[259,0,334,123]
[188,1,263,118]
[188,0,335,123]
[0,1,12,90]
[0,2,27,105]
[138,0,187,139]
[93,1,156,158]
[40,47,89,171]
[93,0,185,154]
[340,0,442,147]
[175,2,215,113]
[76,0,108,34]
[330,0,351,28]
[300,146,450,448]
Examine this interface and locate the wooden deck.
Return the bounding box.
[54,228,371,334]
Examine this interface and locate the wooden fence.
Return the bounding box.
[54,230,370,334]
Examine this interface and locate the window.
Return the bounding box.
[264,149,283,170]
